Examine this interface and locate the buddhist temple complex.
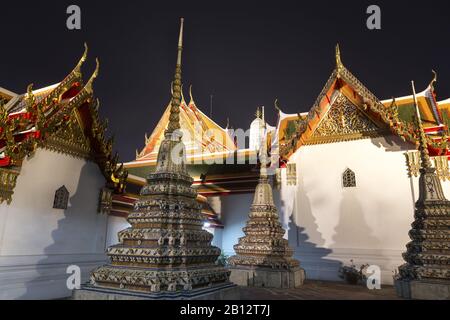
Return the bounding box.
[0,45,128,299]
[1,13,450,302]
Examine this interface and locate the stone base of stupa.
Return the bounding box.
[395,279,450,300]
[72,283,240,300]
[229,266,305,288]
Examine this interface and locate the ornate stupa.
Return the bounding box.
[228,109,305,288]
[74,18,236,300]
[395,81,450,300]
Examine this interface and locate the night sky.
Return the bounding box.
[2,0,450,161]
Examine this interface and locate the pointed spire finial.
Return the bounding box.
[259,126,269,180]
[262,106,265,124]
[412,80,432,169]
[177,18,184,65]
[336,43,344,71]
[255,107,261,119]
[166,18,184,135]
[258,104,269,179]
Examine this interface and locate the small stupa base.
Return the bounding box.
[229,266,305,289]
[72,283,239,300]
[395,279,450,300]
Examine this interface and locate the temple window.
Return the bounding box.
[342,168,356,188]
[286,163,297,186]
[53,185,69,209]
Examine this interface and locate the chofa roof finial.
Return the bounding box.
[274,98,281,112]
[189,85,195,106]
[430,69,438,91]
[336,43,344,72]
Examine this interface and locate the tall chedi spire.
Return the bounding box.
[228,112,305,288]
[75,19,235,300]
[395,81,450,300]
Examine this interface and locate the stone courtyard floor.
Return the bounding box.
[239,280,402,300]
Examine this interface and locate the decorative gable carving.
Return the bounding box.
[44,110,92,159]
[309,93,382,144]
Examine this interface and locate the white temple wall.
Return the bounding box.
[0,148,125,299]
[219,193,254,257]
[205,196,224,249]
[214,134,450,286]
[280,134,450,285]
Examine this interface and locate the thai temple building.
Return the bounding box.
[118,41,450,287]
[0,18,449,299]
[0,46,128,299]
[271,49,450,286]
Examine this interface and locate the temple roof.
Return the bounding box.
[0,87,17,102]
[274,101,308,147]
[0,44,128,204]
[277,45,450,160]
[135,86,237,163]
[5,83,59,114]
[380,72,442,130]
[125,101,274,197]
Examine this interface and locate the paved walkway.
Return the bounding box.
[239,280,402,300]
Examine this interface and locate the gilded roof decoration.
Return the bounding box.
[0,45,127,204]
[307,93,385,145]
[279,45,450,159]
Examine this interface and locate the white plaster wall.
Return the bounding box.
[203,227,223,249]
[0,148,125,299]
[212,135,450,286]
[220,193,254,256]
[281,135,448,285]
[206,196,224,249]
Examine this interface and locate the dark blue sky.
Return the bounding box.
[2,0,450,161]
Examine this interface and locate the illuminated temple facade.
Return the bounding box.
[0,47,127,299]
[1,29,450,299]
[119,44,450,287]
